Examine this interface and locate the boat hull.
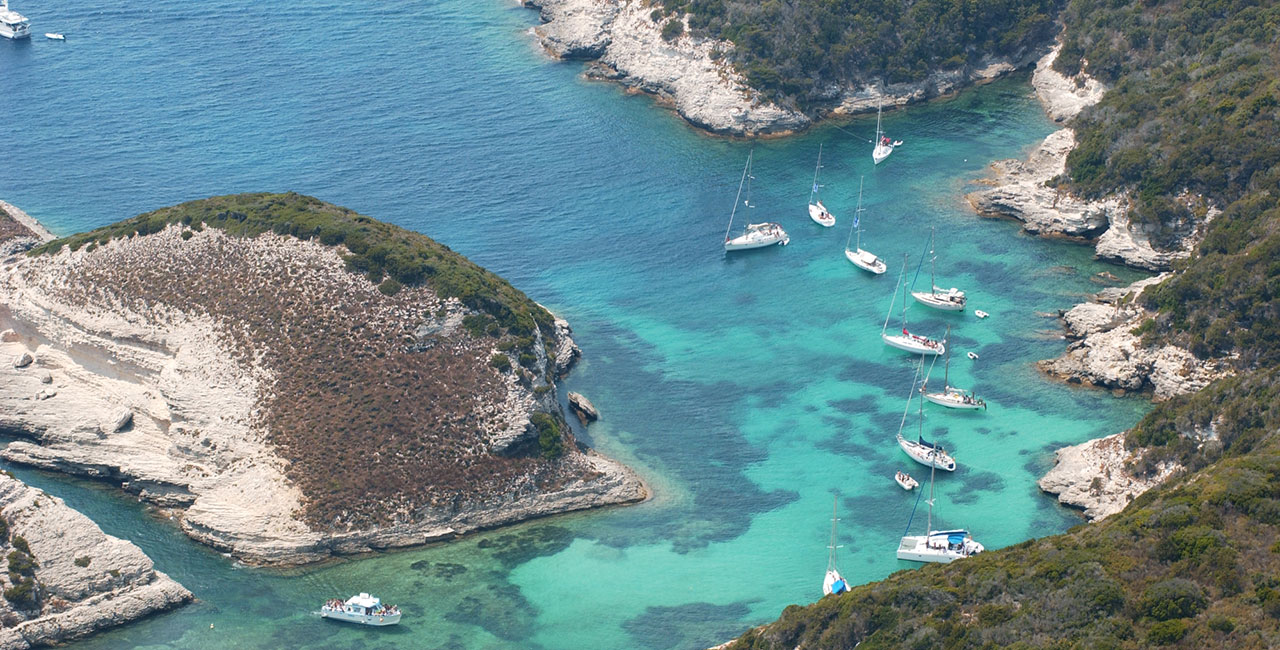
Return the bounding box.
[846,248,886,274]
[895,474,918,490]
[911,291,965,311]
[872,144,894,164]
[319,610,401,626]
[923,392,984,410]
[896,532,983,563]
[0,25,29,39]
[725,236,788,251]
[808,203,835,227]
[896,433,956,471]
[882,333,944,356]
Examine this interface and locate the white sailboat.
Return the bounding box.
[807,144,836,228]
[871,101,901,165]
[895,355,956,471]
[822,497,849,596]
[882,256,945,355]
[911,228,966,311]
[922,326,987,410]
[896,448,983,564]
[724,151,790,251]
[843,177,886,274]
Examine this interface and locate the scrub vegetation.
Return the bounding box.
[657,0,1058,109]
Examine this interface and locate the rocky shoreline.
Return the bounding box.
[967,44,1205,272]
[525,0,1039,137]
[0,197,646,567]
[0,473,191,649]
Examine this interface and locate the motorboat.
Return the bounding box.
[895,471,918,490]
[44,32,63,40]
[844,177,886,274]
[318,593,401,626]
[975,310,989,319]
[724,151,789,251]
[0,0,31,39]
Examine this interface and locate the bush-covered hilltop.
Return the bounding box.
[655,0,1058,109]
[34,192,553,338]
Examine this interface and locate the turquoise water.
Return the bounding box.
[1,2,1151,648]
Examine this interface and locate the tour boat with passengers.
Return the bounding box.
[318,593,401,626]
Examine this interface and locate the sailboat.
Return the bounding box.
[844,177,886,274]
[911,228,966,311]
[896,442,983,563]
[882,256,945,355]
[871,101,901,165]
[724,151,790,251]
[922,326,987,410]
[822,497,849,596]
[807,144,836,228]
[895,355,957,471]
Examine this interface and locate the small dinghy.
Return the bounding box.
[45,32,64,40]
[975,310,989,319]
[967,352,979,360]
[895,471,919,490]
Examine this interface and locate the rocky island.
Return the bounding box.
[0,193,645,567]
[0,472,191,649]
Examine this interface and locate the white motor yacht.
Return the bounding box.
[0,0,31,40]
[318,593,402,626]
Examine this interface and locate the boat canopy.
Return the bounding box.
[917,436,937,449]
[345,593,381,608]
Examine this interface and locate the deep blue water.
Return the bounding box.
[2,2,1150,648]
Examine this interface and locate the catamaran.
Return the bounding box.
[871,101,901,165]
[822,497,849,596]
[808,144,835,228]
[922,326,986,410]
[724,151,789,251]
[895,354,957,471]
[0,0,31,40]
[911,228,966,311]
[882,256,945,355]
[896,446,983,564]
[844,177,886,274]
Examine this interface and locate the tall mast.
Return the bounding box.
[855,177,865,251]
[810,144,823,205]
[724,151,752,242]
[900,254,910,331]
[827,496,841,571]
[883,256,906,335]
[943,325,952,388]
[875,101,883,141]
[926,447,937,534]
[929,227,937,295]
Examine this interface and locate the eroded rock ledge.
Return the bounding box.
[967,43,1203,272]
[1037,432,1180,521]
[0,473,191,649]
[0,195,646,566]
[525,0,1036,136]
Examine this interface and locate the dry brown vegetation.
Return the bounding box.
[32,196,582,531]
[0,206,37,245]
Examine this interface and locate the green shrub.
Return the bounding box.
[2,577,37,610]
[530,412,564,459]
[377,278,402,296]
[180,229,194,241]
[11,536,30,556]
[7,550,36,577]
[463,314,491,338]
[660,18,684,41]
[1207,615,1235,632]
[518,352,538,369]
[0,516,7,543]
[74,556,91,568]
[489,354,511,372]
[1146,619,1189,645]
[1140,579,1207,621]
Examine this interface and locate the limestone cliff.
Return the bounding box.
[0,473,191,649]
[0,194,645,566]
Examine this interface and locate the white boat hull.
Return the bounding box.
[896,433,956,471]
[895,473,918,490]
[319,609,401,626]
[911,290,966,311]
[808,203,835,227]
[822,569,847,596]
[923,391,985,410]
[0,25,29,39]
[846,248,887,274]
[897,531,983,563]
[725,223,789,251]
[872,144,894,164]
[882,333,944,356]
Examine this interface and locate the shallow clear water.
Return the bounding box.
[2,2,1150,648]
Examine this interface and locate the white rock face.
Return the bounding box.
[0,200,55,258]
[1031,43,1106,123]
[1038,432,1180,521]
[0,218,646,566]
[1094,209,1195,272]
[1039,277,1233,400]
[0,474,191,648]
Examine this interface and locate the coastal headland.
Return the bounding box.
[0,193,646,567]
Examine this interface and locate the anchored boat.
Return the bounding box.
[844,177,886,274]
[922,326,986,410]
[318,593,401,626]
[911,228,967,311]
[822,497,849,596]
[724,151,789,251]
[0,0,31,40]
[871,101,900,164]
[807,144,836,227]
[882,256,945,355]
[896,447,983,564]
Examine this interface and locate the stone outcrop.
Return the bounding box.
[567,391,599,423]
[968,42,1203,272]
[0,196,646,566]
[1038,432,1180,521]
[526,0,1037,137]
[0,201,54,259]
[1039,276,1233,400]
[0,473,191,649]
